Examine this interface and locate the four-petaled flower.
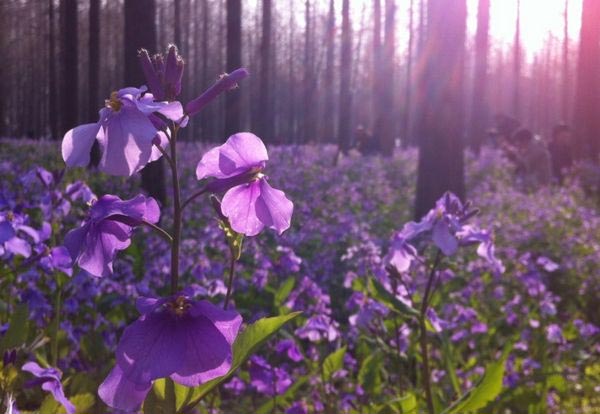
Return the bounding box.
[196,132,294,236]
[22,362,75,414]
[63,194,160,277]
[62,86,183,176]
[98,294,242,411]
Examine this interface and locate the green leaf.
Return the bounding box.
[368,279,419,318]
[274,277,296,306]
[179,312,301,412]
[0,304,29,353]
[71,393,95,413]
[358,350,384,396]
[442,345,512,414]
[322,346,347,381]
[440,334,461,396]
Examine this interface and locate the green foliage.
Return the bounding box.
[0,304,29,353]
[442,345,512,414]
[359,350,385,396]
[322,346,347,381]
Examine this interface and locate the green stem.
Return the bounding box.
[223,253,237,310]
[419,250,442,414]
[168,125,182,295]
[51,283,62,367]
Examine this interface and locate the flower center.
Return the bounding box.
[166,296,191,317]
[106,91,122,112]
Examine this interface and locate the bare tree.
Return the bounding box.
[574,0,600,158]
[561,0,570,121]
[415,0,467,219]
[322,0,336,143]
[513,0,521,119]
[60,0,78,135]
[338,0,352,153]
[257,0,272,142]
[88,0,100,122]
[225,0,242,137]
[469,0,490,151]
[48,0,58,139]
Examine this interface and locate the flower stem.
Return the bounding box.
[181,186,208,211]
[169,124,182,294]
[223,252,237,310]
[419,250,441,414]
[51,282,62,367]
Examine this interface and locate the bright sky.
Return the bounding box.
[342,0,583,59]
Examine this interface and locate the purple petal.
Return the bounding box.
[169,315,233,387]
[432,221,458,256]
[135,296,167,314]
[190,301,242,345]
[98,107,157,176]
[0,221,15,243]
[42,381,76,414]
[22,362,61,382]
[150,130,169,162]
[98,364,151,411]
[196,133,268,180]
[221,181,264,236]
[5,237,31,258]
[136,95,184,122]
[77,221,132,277]
[143,197,161,223]
[62,123,101,168]
[115,311,186,385]
[255,179,293,235]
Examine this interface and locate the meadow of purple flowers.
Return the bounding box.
[1,135,599,413]
[0,43,598,414]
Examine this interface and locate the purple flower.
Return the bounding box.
[63,194,159,277]
[196,133,293,236]
[0,211,43,258]
[22,362,75,414]
[275,339,304,362]
[99,294,242,411]
[62,86,184,176]
[546,324,565,344]
[138,45,184,101]
[249,356,292,396]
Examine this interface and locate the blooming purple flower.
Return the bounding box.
[22,362,75,414]
[62,86,184,176]
[546,324,565,344]
[0,211,44,258]
[196,133,293,236]
[249,355,292,396]
[63,194,159,277]
[99,294,242,411]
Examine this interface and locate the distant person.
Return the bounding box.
[355,125,378,156]
[548,124,574,184]
[494,113,521,145]
[503,128,552,190]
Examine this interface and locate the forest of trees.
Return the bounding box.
[1,0,599,212]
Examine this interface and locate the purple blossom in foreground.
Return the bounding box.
[63,194,159,277]
[99,294,242,411]
[62,86,184,176]
[196,132,293,236]
[22,362,75,414]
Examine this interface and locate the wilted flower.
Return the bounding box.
[22,362,75,414]
[99,294,242,411]
[62,86,184,176]
[196,133,293,236]
[63,194,159,277]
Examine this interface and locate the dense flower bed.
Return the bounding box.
[0,138,599,413]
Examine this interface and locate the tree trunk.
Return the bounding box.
[338,0,352,153]
[322,0,336,143]
[257,0,272,142]
[469,0,490,151]
[59,0,78,135]
[415,0,467,219]
[513,0,521,119]
[48,0,58,139]
[561,0,569,122]
[302,0,316,144]
[88,0,100,122]
[124,0,166,206]
[574,0,600,158]
[225,0,242,137]
[374,0,396,154]
[403,0,414,145]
